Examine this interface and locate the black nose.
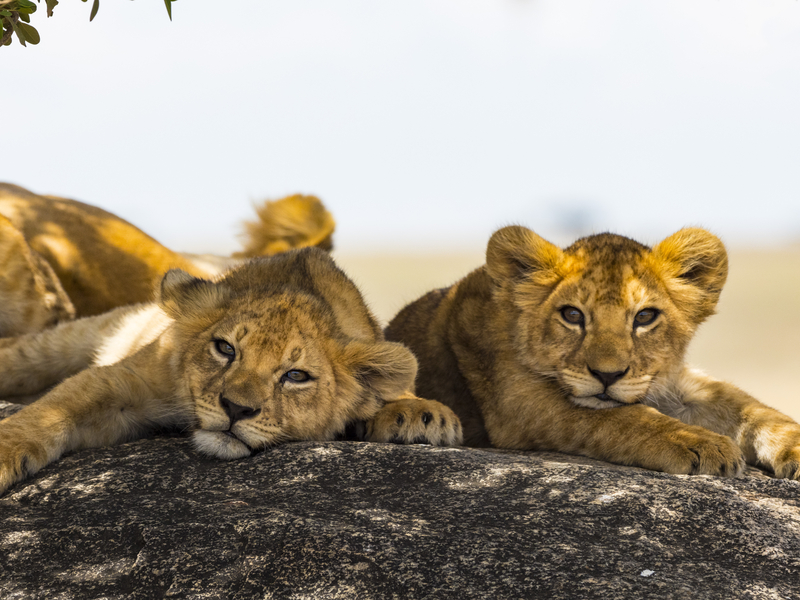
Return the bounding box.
[588,368,628,388]
[220,396,261,423]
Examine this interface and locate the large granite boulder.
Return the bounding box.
[1,400,798,599]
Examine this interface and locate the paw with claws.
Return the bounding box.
[772,444,800,480]
[0,427,51,496]
[658,427,745,477]
[367,394,463,446]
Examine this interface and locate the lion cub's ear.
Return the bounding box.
[157,269,231,321]
[486,225,564,284]
[649,228,728,324]
[341,340,418,401]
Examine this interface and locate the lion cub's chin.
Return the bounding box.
[192,430,253,460]
[569,396,625,410]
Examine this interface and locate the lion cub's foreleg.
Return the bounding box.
[652,368,800,479]
[366,392,463,446]
[0,362,187,495]
[487,389,745,476]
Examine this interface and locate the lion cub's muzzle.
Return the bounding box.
[220,395,262,424]
[589,367,629,401]
[562,364,653,409]
[191,394,267,460]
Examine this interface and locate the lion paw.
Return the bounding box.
[662,428,745,477]
[367,395,463,446]
[0,436,48,496]
[772,446,800,480]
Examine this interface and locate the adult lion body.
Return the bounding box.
[0,183,335,336]
[0,248,462,495]
[385,226,800,479]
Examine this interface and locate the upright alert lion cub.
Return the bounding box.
[0,248,461,495]
[386,226,800,479]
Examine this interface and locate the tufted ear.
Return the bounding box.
[157,269,231,321]
[485,225,564,285]
[341,340,418,401]
[649,228,728,324]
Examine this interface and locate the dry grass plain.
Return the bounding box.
[335,247,800,423]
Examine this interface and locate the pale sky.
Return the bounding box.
[3,0,800,253]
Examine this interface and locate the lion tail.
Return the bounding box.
[235,194,335,258]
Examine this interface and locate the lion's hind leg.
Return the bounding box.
[0,213,75,337]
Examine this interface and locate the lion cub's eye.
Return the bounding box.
[214,339,236,359]
[281,370,311,384]
[560,306,585,326]
[634,308,660,327]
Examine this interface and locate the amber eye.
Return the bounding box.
[281,370,311,383]
[214,339,236,359]
[560,306,585,326]
[634,308,660,327]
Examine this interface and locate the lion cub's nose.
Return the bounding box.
[220,396,262,422]
[588,368,628,388]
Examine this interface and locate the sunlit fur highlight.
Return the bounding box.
[0,212,75,337]
[0,182,337,335]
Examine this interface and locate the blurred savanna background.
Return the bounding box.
[3,1,799,420]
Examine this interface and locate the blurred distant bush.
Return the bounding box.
[1,0,174,47]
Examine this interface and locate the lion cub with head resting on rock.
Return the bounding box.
[386,226,800,479]
[0,248,462,496]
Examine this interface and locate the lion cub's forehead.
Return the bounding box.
[230,291,335,329]
[562,233,659,305]
[217,295,336,353]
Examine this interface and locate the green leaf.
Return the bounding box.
[19,12,30,22]
[45,0,58,18]
[163,0,172,21]
[89,0,99,21]
[0,10,11,17]
[15,0,37,15]
[16,20,39,44]
[11,21,27,46]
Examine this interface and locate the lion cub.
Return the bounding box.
[0,249,462,496]
[386,226,800,479]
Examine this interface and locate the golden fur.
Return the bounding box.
[235,194,334,257]
[0,213,75,337]
[0,183,336,335]
[0,248,462,495]
[386,225,800,478]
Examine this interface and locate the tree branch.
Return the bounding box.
[0,11,19,47]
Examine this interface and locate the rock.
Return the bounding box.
[1,400,799,599]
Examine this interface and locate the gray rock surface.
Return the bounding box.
[1,400,799,599]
